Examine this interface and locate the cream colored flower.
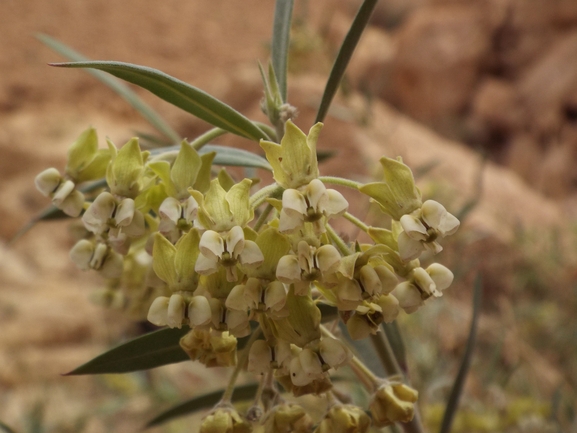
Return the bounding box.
[195,226,264,282]
[69,239,123,279]
[276,241,341,295]
[35,168,85,217]
[158,195,199,242]
[279,179,348,234]
[398,200,460,262]
[392,263,454,313]
[370,382,419,427]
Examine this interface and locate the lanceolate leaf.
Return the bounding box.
[37,34,181,144]
[202,145,271,170]
[146,383,259,428]
[315,0,378,123]
[65,327,191,375]
[271,0,294,102]
[439,275,483,433]
[51,61,268,142]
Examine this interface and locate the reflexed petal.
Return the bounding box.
[279,208,304,233]
[306,179,327,210]
[346,314,373,340]
[423,240,443,255]
[421,200,446,230]
[225,284,249,311]
[60,190,85,217]
[413,267,438,296]
[282,188,307,215]
[70,239,94,270]
[359,265,381,296]
[152,232,177,285]
[323,189,349,218]
[35,168,61,196]
[265,281,287,311]
[115,198,135,227]
[83,192,116,234]
[397,231,424,262]
[238,240,264,267]
[147,296,169,326]
[248,340,272,375]
[375,294,400,323]
[52,179,76,206]
[437,212,460,237]
[399,214,427,241]
[227,226,245,258]
[242,277,262,308]
[374,265,399,295]
[276,255,302,283]
[393,282,422,312]
[319,337,351,368]
[159,197,181,223]
[189,295,212,326]
[199,230,224,260]
[167,294,186,328]
[182,195,199,222]
[299,349,323,375]
[427,263,454,292]
[90,242,109,270]
[226,309,249,333]
[194,253,219,275]
[316,245,341,275]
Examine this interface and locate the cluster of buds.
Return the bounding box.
[35,119,459,431]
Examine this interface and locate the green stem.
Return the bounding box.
[190,127,228,150]
[319,176,362,190]
[325,223,351,256]
[255,122,277,142]
[253,203,274,232]
[343,212,369,232]
[370,332,403,377]
[250,183,283,209]
[221,329,262,403]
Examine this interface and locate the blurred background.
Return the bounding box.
[0,0,576,431]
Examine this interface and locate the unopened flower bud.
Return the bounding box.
[263,404,313,433]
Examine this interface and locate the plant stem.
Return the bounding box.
[250,183,283,209]
[255,122,277,142]
[370,332,403,377]
[319,176,362,190]
[253,203,274,232]
[190,127,228,150]
[343,212,369,232]
[221,329,262,403]
[325,223,352,256]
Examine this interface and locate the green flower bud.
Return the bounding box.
[260,120,322,189]
[369,382,418,427]
[106,137,147,198]
[197,178,254,232]
[359,157,422,221]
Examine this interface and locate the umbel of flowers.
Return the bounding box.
[35,119,459,432]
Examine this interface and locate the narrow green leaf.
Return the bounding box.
[37,34,181,144]
[439,275,483,433]
[51,61,268,142]
[146,383,259,428]
[65,327,191,375]
[202,145,271,170]
[271,0,294,102]
[382,321,408,376]
[315,0,378,123]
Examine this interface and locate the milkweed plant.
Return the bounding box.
[30,1,463,432]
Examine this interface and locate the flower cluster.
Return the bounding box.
[35,119,459,432]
